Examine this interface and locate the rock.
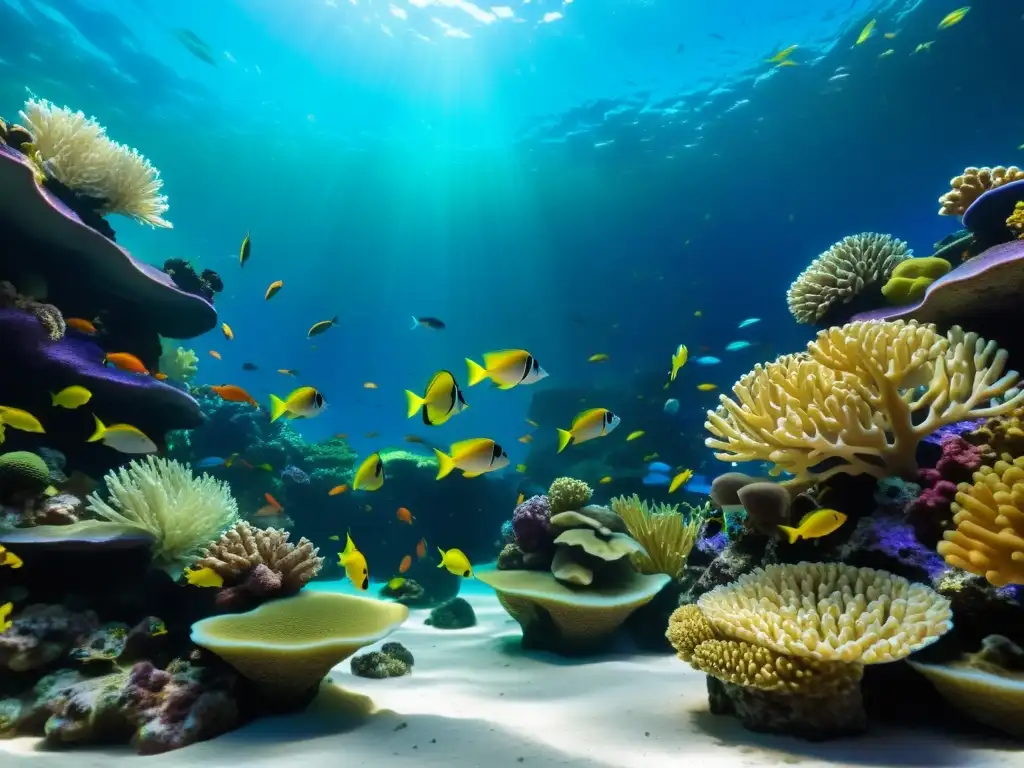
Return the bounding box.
[425,598,476,629]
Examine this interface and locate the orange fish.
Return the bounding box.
[328,484,348,496]
[518,434,533,444]
[154,373,169,381]
[222,323,234,341]
[66,317,99,335]
[253,504,282,517]
[397,507,414,524]
[104,352,149,374]
[363,382,378,390]
[265,280,283,301]
[398,555,412,574]
[210,351,222,360]
[210,385,259,407]
[265,492,283,510]
[416,538,427,559]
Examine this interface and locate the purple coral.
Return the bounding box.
[281,464,309,485]
[511,494,553,553]
[909,435,987,545]
[845,513,948,583]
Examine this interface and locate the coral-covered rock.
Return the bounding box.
[840,513,948,584]
[425,597,476,629]
[350,642,414,679]
[0,604,98,671]
[511,494,552,553]
[27,493,81,526]
[909,436,989,545]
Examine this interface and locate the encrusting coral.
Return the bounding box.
[86,456,238,573]
[937,454,1024,587]
[610,494,704,579]
[705,319,1024,483]
[938,166,1024,217]
[0,281,64,341]
[18,98,171,228]
[0,604,98,672]
[1006,201,1024,239]
[547,476,593,514]
[964,406,1024,458]
[0,450,51,501]
[880,256,951,304]
[786,232,911,325]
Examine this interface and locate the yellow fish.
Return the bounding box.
[353,452,385,491]
[0,406,45,434]
[221,323,234,341]
[778,508,848,544]
[693,310,702,317]
[329,535,340,541]
[516,492,525,505]
[465,350,548,389]
[625,430,645,442]
[588,353,610,363]
[599,476,613,484]
[307,316,338,338]
[855,18,876,45]
[526,419,539,427]
[669,344,688,381]
[775,59,798,67]
[405,370,468,427]
[913,41,934,54]
[1,601,12,633]
[643,453,660,462]
[51,386,92,409]
[879,48,895,58]
[669,469,693,494]
[697,383,718,392]
[884,31,898,39]
[434,438,509,479]
[387,577,406,590]
[938,6,969,29]
[183,566,224,588]
[437,547,473,578]
[0,545,23,569]
[265,280,283,300]
[338,533,369,590]
[557,408,620,453]
[268,387,327,422]
[87,416,157,454]
[239,232,251,267]
[766,44,798,63]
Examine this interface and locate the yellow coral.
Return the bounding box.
[610,494,704,579]
[666,604,716,662]
[786,233,911,324]
[964,407,1024,457]
[157,338,198,383]
[18,98,170,228]
[705,320,1024,482]
[880,257,951,304]
[937,455,1024,587]
[1007,201,1024,239]
[547,476,593,514]
[938,166,1024,217]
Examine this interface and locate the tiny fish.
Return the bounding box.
[516,463,527,473]
[194,457,227,468]
[278,369,299,377]
[265,492,283,511]
[778,509,848,543]
[242,362,258,371]
[695,356,721,365]
[697,383,718,391]
[693,310,702,317]
[938,6,969,29]
[184,566,224,588]
[66,317,99,335]
[737,318,760,329]
[828,73,849,82]
[879,49,895,58]
[766,44,798,62]
[387,577,407,590]
[518,434,533,444]
[51,386,92,409]
[329,484,348,496]
[210,350,222,360]
[256,463,273,472]
[397,507,414,524]
[725,341,751,351]
[913,41,934,53]
[410,316,446,330]
[210,384,259,407]
[516,492,525,505]
[307,316,338,338]
[416,538,427,559]
[437,547,473,578]
[253,504,283,517]
[669,469,693,493]
[643,453,660,462]
[365,431,380,438]
[404,435,426,444]
[526,419,540,427]
[104,352,148,375]
[588,353,610,363]
[856,18,876,45]
[265,280,283,300]
[329,535,340,541]
[154,373,169,381]
[239,232,251,267]
[363,382,378,389]
[670,344,688,381]
[625,430,645,441]
[222,323,234,341]
[399,555,412,574]
[884,31,898,39]
[599,476,613,484]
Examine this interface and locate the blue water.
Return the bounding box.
[1,0,1014,475]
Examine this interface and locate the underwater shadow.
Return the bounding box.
[491,632,655,666]
[223,685,376,744]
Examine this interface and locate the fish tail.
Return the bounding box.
[556,428,573,454]
[409,316,419,330]
[87,414,106,443]
[49,392,57,406]
[404,390,425,419]
[436,548,445,568]
[268,394,288,423]
[330,315,339,326]
[434,449,456,480]
[465,358,488,387]
[778,525,800,544]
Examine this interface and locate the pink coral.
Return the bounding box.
[909,436,988,545]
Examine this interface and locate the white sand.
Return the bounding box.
[2,576,1018,767]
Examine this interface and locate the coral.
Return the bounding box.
[0,280,64,340]
[28,493,82,526]
[161,259,222,303]
[379,577,426,605]
[425,597,477,629]
[705,320,1024,483]
[880,257,951,304]
[610,494,703,579]
[547,477,593,514]
[190,591,409,701]
[939,166,1024,217]
[157,338,198,384]
[1007,201,1024,239]
[0,450,50,500]
[964,406,1024,457]
[842,513,949,582]
[19,98,171,228]
[512,494,553,553]
[0,603,98,671]
[350,642,414,679]
[497,542,527,570]
[910,436,989,540]
[86,456,238,573]
[546,506,634,586]
[938,455,1024,587]
[786,233,911,324]
[281,464,309,485]
[735,483,792,535]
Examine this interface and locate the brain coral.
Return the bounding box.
[786,233,911,325]
[939,166,1024,217]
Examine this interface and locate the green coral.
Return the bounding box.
[0,450,50,499]
[350,642,414,679]
[157,339,198,384]
[548,477,593,514]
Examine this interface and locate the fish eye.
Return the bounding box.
[463,570,470,577]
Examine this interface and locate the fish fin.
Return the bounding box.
[331,315,339,325]
[556,428,573,454]
[495,381,517,390]
[434,449,456,480]
[778,525,800,544]
[436,547,445,568]
[404,390,426,419]
[87,415,106,443]
[49,392,57,406]
[462,471,482,478]
[465,358,488,387]
[268,394,288,423]
[410,316,419,330]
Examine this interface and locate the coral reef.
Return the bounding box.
[964,406,1024,457]
[880,257,951,305]
[425,597,477,629]
[511,494,553,553]
[0,603,98,671]
[0,450,51,502]
[350,642,414,679]
[939,166,1024,217]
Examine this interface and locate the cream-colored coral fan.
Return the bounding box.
[157,338,198,383]
[86,456,238,571]
[705,320,1024,482]
[19,98,171,228]
[697,562,953,663]
[938,166,1024,217]
[937,455,1024,587]
[610,494,705,579]
[196,521,323,589]
[786,233,911,325]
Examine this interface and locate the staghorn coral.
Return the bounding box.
[786,233,911,324]
[157,338,199,384]
[86,456,238,573]
[610,494,703,579]
[19,98,171,228]
[705,320,1024,483]
[547,477,592,514]
[938,455,1024,587]
[1007,201,1024,239]
[938,166,1024,217]
[0,281,64,340]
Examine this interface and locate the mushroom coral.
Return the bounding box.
[705,319,1024,483]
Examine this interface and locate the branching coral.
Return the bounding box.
[86,456,238,572]
[195,521,323,595]
[547,477,592,514]
[786,233,911,324]
[610,494,703,579]
[18,98,171,228]
[938,166,1024,217]
[937,455,1024,587]
[157,339,198,384]
[705,320,1024,483]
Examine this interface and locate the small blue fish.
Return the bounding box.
[642,473,671,486]
[648,461,672,474]
[193,457,226,468]
[663,398,680,415]
[725,341,752,352]
[684,474,713,494]
[737,318,760,329]
[695,356,721,365]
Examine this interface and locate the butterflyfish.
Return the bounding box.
[465,350,548,389]
[338,533,369,590]
[87,415,158,454]
[437,547,473,578]
[405,370,468,426]
[556,408,620,453]
[434,438,509,480]
[268,387,326,422]
[353,453,385,491]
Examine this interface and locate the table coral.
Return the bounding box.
[705,320,1024,483]
[939,166,1024,217]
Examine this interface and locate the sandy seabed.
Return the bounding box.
[1,576,1019,768]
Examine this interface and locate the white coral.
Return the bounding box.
[158,338,199,383]
[86,456,238,572]
[19,98,171,228]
